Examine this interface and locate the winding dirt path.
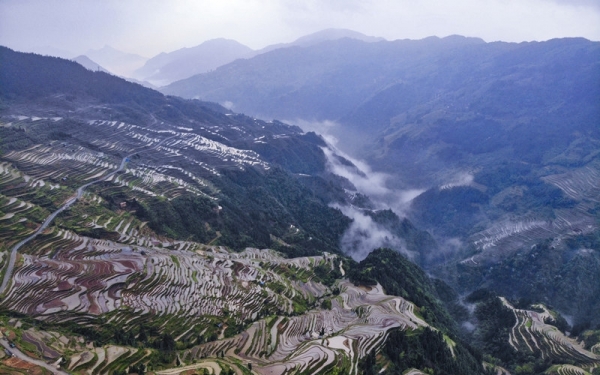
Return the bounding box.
[0,135,175,295]
[0,338,68,375]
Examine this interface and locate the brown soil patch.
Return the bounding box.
[5,331,18,341]
[3,357,36,370]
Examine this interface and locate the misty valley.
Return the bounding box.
[0,29,599,375]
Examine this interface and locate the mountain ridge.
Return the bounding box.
[132,28,388,86]
[132,38,254,86]
[1,42,599,375]
[0,45,494,375]
[72,55,111,73]
[160,35,600,331]
[84,44,148,77]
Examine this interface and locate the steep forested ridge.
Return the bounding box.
[350,249,487,374]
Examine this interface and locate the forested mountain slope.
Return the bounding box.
[164,36,600,364]
[162,36,599,186]
[1,45,599,375]
[162,36,600,333]
[0,46,495,375]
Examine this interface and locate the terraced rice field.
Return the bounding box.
[0,115,279,214]
[3,144,118,185]
[0,113,280,298]
[180,279,426,375]
[0,152,428,375]
[0,161,71,248]
[500,298,600,373]
[1,228,428,375]
[2,324,152,375]
[1,129,213,204]
[543,163,600,203]
[546,365,592,375]
[545,364,592,375]
[467,162,600,264]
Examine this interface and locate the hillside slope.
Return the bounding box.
[0,46,490,375]
[163,36,600,341]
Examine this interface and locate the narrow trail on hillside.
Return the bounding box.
[0,135,175,295]
[0,338,70,375]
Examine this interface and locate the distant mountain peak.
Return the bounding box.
[72,55,111,73]
[439,34,486,44]
[293,28,386,45]
[197,38,250,46]
[255,28,385,55]
[132,38,253,86]
[85,45,147,60]
[99,44,117,52]
[83,45,148,78]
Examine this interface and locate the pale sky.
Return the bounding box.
[1,0,599,58]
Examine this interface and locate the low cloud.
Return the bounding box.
[294,119,425,260]
[221,101,234,110]
[295,120,477,261]
[462,321,476,332]
[321,141,424,215]
[322,146,391,199]
[334,204,416,261]
[431,237,465,264]
[291,119,338,139]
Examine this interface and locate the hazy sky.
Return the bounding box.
[1,0,599,58]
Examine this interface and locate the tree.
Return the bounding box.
[138,326,147,343]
